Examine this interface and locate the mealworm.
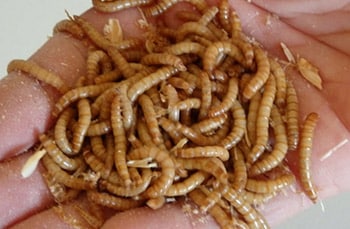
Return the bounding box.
[137,119,159,147]
[92,0,153,12]
[146,196,166,210]
[42,154,95,190]
[128,146,175,198]
[189,188,237,229]
[247,74,276,165]
[7,59,68,94]
[108,46,136,78]
[219,100,246,150]
[83,149,113,180]
[54,107,75,155]
[286,80,299,151]
[229,10,242,39]
[246,91,261,146]
[242,190,276,206]
[203,41,245,72]
[39,134,81,171]
[99,169,153,197]
[299,112,319,203]
[198,71,212,120]
[176,22,217,42]
[53,82,116,116]
[191,113,227,134]
[230,148,247,192]
[71,99,92,154]
[270,58,287,108]
[197,6,219,26]
[127,66,179,103]
[223,187,270,229]
[248,105,288,176]
[86,50,112,84]
[90,136,106,161]
[174,146,229,161]
[138,94,165,147]
[242,47,271,100]
[165,171,209,196]
[94,69,122,84]
[167,77,194,95]
[86,120,111,136]
[176,157,228,184]
[218,0,231,33]
[142,0,180,17]
[86,190,144,211]
[110,93,131,186]
[245,173,295,194]
[53,19,85,40]
[141,53,186,71]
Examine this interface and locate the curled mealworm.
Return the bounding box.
[191,113,227,134]
[299,112,319,203]
[83,150,111,179]
[54,107,75,155]
[86,50,112,84]
[90,136,106,161]
[7,59,68,94]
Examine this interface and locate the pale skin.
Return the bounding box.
[1,0,350,228]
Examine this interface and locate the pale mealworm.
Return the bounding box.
[86,50,112,84]
[299,112,319,203]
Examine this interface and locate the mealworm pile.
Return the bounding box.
[11,0,322,228]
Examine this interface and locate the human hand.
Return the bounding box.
[0,0,350,228]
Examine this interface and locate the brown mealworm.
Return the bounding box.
[191,113,227,134]
[299,112,319,203]
[176,21,217,42]
[83,150,111,179]
[246,91,261,146]
[230,147,247,192]
[86,50,112,84]
[165,171,209,196]
[270,58,287,108]
[90,136,107,161]
[249,105,288,176]
[242,47,271,100]
[286,80,299,151]
[92,0,153,12]
[7,59,68,94]
[174,146,229,161]
[218,0,231,33]
[86,120,112,136]
[198,71,212,120]
[141,53,186,71]
[108,46,136,78]
[245,173,295,194]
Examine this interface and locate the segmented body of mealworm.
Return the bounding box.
[42,155,95,190]
[248,74,276,164]
[218,0,231,33]
[138,94,164,146]
[249,105,288,176]
[242,190,276,206]
[176,157,228,184]
[83,150,110,179]
[229,10,242,39]
[71,99,92,154]
[203,41,245,72]
[208,77,238,117]
[189,188,238,229]
[54,82,116,116]
[94,69,122,84]
[242,47,271,100]
[141,53,186,71]
[230,148,247,192]
[108,47,136,78]
[86,190,144,211]
[197,6,219,25]
[219,100,246,150]
[167,77,194,95]
[142,0,180,17]
[7,59,68,94]
[245,173,295,194]
[40,134,81,171]
[53,19,85,40]
[246,92,261,145]
[165,171,209,196]
[223,187,270,229]
[299,112,319,203]
[86,50,112,84]
[198,71,212,120]
[270,58,287,108]
[90,136,106,161]
[176,22,217,42]
[127,66,179,102]
[54,107,75,155]
[86,120,111,136]
[110,94,131,186]
[128,146,175,198]
[174,146,229,161]
[286,80,299,151]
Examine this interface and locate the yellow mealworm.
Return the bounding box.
[191,113,227,134]
[242,47,271,100]
[138,94,164,146]
[7,59,68,94]
[165,171,209,196]
[218,0,231,33]
[270,58,287,108]
[176,157,228,184]
[71,99,92,154]
[189,188,237,229]
[161,83,180,121]
[118,83,136,131]
[208,77,238,117]
[230,148,247,192]
[141,53,186,71]
[246,91,261,146]
[198,71,212,120]
[128,146,175,198]
[199,184,229,212]
[110,93,131,186]
[174,146,229,161]
[245,173,295,194]
[86,120,111,136]
[299,112,319,203]
[223,187,270,229]
[286,80,299,151]
[171,98,201,116]
[197,6,219,25]
[142,0,180,17]
[54,107,75,155]
[247,74,276,164]
[127,66,179,102]
[203,41,245,72]
[42,155,95,190]
[86,190,144,211]
[53,19,85,40]
[176,21,217,42]
[92,0,153,12]
[39,134,81,171]
[219,100,246,150]
[99,169,153,197]
[53,82,116,116]
[249,105,288,176]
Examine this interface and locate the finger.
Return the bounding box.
[0,7,146,161]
